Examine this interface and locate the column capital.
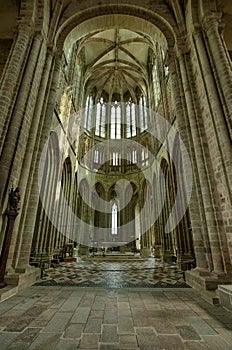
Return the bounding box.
[201,12,222,34]
[175,35,191,59]
[47,44,62,61]
[17,21,35,36]
[166,47,178,74]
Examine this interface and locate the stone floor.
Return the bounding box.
[34,258,190,288]
[0,284,232,349]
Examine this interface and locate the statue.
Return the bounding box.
[0,187,20,287]
[9,187,20,212]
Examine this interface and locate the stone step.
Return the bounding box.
[217,284,232,311]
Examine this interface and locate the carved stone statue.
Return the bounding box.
[9,187,20,212]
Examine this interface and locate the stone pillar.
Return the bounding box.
[0,25,33,156]
[4,35,48,272]
[10,40,51,268]
[15,54,61,270]
[192,27,232,274]
[0,33,42,214]
[169,56,208,271]
[178,51,226,274]
[202,15,232,139]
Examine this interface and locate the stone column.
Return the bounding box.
[203,15,232,139]
[0,33,42,214]
[178,51,225,274]
[3,35,48,272]
[169,56,208,271]
[0,25,33,155]
[192,27,232,273]
[15,55,61,269]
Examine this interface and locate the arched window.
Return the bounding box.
[112,151,119,166]
[111,101,121,139]
[132,148,137,164]
[94,147,99,163]
[126,99,136,138]
[153,62,161,108]
[112,202,118,235]
[84,96,93,131]
[141,146,149,167]
[95,97,106,137]
[139,96,148,132]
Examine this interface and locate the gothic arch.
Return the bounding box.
[55,5,177,53]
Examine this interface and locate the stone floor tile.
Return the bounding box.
[164,311,189,326]
[183,341,211,350]
[0,332,20,350]
[157,334,185,350]
[28,332,62,350]
[63,323,84,338]
[4,315,34,332]
[84,318,102,333]
[202,335,232,350]
[78,333,100,348]
[71,307,91,323]
[42,312,72,332]
[118,308,132,317]
[101,324,119,342]
[103,310,118,324]
[118,316,134,334]
[29,308,57,327]
[203,318,225,328]
[118,301,130,310]
[99,344,120,350]
[119,334,138,348]
[117,294,129,302]
[214,327,232,344]
[5,327,41,350]
[176,325,202,340]
[50,297,66,309]
[59,296,82,312]
[136,327,158,349]
[185,316,217,335]
[91,302,105,311]
[149,318,177,334]
[0,316,16,328]
[89,310,104,318]
[55,338,80,349]
[1,308,24,317]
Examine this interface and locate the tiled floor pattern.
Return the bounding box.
[0,286,231,349]
[34,258,190,288]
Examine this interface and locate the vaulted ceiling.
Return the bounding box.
[79,28,154,99]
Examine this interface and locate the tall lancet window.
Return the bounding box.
[84,96,93,131]
[112,202,118,235]
[111,101,121,139]
[139,96,148,132]
[126,99,136,138]
[95,98,106,137]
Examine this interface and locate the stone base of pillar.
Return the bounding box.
[178,254,195,271]
[4,266,40,291]
[154,245,162,259]
[0,285,18,302]
[185,268,232,304]
[163,251,174,263]
[141,247,151,257]
[78,244,89,256]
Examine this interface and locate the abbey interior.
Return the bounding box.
[0,1,231,348]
